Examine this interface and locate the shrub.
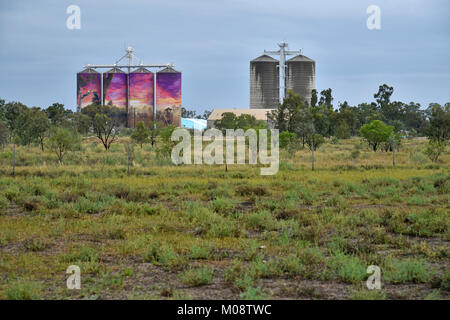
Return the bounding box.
[425,140,446,162]
[239,287,266,300]
[6,279,42,300]
[211,197,236,215]
[384,259,432,284]
[178,267,214,286]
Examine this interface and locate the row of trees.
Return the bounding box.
[273,85,449,141]
[267,85,449,162]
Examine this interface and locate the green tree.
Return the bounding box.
[3,101,28,134]
[425,103,449,143]
[82,105,120,150]
[156,125,177,159]
[47,127,80,163]
[424,140,446,163]
[93,113,118,150]
[310,89,318,108]
[319,88,333,109]
[0,120,8,148]
[45,103,68,125]
[335,121,350,139]
[68,112,91,135]
[359,120,394,152]
[279,131,298,149]
[305,133,325,151]
[131,122,150,148]
[15,108,50,150]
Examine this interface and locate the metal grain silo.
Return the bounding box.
[128,67,154,128]
[76,68,101,111]
[286,54,316,105]
[103,67,128,110]
[155,67,181,127]
[250,55,279,109]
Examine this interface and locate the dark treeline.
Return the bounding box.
[273,84,449,140]
[0,83,449,157]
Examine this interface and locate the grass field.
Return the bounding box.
[0,137,448,300]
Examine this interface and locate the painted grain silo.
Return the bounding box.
[286,54,316,105]
[128,67,154,128]
[103,67,128,110]
[76,68,101,111]
[155,67,181,127]
[250,55,279,109]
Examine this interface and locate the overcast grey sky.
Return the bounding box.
[0,0,449,113]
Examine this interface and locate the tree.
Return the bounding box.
[305,133,325,151]
[374,84,394,121]
[93,113,118,150]
[318,88,333,109]
[425,103,449,143]
[148,121,163,147]
[15,108,50,150]
[82,105,120,150]
[425,140,446,163]
[47,127,79,163]
[156,125,177,159]
[359,120,394,152]
[335,121,350,139]
[214,113,266,132]
[279,131,298,149]
[131,122,150,148]
[68,112,91,135]
[310,89,318,108]
[45,103,68,125]
[3,101,27,134]
[198,110,212,120]
[0,120,8,148]
[181,107,197,118]
[214,112,238,131]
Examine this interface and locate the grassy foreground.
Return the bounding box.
[0,137,448,300]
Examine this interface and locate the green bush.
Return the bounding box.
[178,267,214,286]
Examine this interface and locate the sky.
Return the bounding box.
[0,0,449,114]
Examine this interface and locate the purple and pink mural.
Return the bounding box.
[77,69,101,109]
[129,68,154,127]
[156,68,181,127]
[103,68,127,110]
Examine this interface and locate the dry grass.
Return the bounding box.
[0,137,448,300]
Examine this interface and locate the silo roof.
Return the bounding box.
[105,67,126,73]
[158,66,180,73]
[287,55,315,62]
[251,55,279,62]
[78,67,99,73]
[131,67,152,73]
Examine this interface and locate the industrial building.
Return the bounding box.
[250,42,316,108]
[207,108,275,129]
[249,55,279,109]
[76,47,181,128]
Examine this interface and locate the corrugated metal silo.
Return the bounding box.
[250,55,279,109]
[128,67,154,128]
[155,67,181,127]
[103,67,128,110]
[286,54,316,105]
[77,68,101,110]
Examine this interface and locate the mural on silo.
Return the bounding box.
[156,68,181,127]
[129,69,154,127]
[77,69,101,109]
[103,69,127,110]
